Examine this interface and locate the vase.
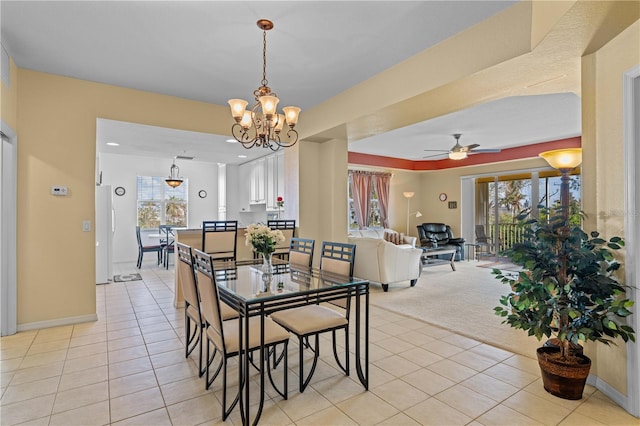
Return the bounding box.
[261,252,273,292]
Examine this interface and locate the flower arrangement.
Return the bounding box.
[245,224,285,255]
[276,196,284,208]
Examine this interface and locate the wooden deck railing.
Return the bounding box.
[487,223,525,252]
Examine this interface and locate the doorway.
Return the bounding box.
[1,122,17,336]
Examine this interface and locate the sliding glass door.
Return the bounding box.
[474,170,581,253]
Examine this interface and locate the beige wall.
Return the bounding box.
[13,69,228,327]
[581,19,640,397]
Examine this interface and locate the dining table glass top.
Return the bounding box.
[211,258,367,303]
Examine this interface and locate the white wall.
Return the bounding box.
[99,153,219,263]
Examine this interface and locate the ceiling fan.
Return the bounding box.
[423,133,501,160]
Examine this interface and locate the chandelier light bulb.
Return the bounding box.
[228,99,248,121]
[283,106,301,127]
[240,110,253,129]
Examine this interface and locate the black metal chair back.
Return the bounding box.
[320,241,356,277]
[201,220,238,261]
[289,237,315,268]
[267,220,296,259]
[135,226,162,268]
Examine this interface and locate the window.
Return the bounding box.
[137,176,188,228]
[348,173,383,230]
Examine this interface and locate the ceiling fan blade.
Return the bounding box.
[422,153,447,159]
[423,149,449,152]
[460,144,480,152]
[469,148,502,154]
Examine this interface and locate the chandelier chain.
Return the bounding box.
[261,29,268,87]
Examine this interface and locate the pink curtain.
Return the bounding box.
[350,171,372,229]
[375,173,391,228]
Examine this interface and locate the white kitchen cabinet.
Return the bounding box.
[237,161,253,212]
[250,157,266,204]
[265,152,284,211]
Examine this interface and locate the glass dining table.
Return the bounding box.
[211,258,369,426]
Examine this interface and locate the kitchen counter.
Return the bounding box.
[172,227,254,307]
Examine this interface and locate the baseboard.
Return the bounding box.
[17,313,98,332]
[587,373,636,416]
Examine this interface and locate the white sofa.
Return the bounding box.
[347,233,423,292]
[348,228,417,248]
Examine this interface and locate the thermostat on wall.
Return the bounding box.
[51,186,68,196]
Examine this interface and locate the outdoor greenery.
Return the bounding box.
[137,176,188,228]
[485,174,582,251]
[494,206,635,360]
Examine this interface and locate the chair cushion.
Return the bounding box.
[321,258,351,276]
[270,305,347,335]
[208,316,289,355]
[289,251,311,267]
[220,302,239,321]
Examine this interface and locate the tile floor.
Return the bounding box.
[1,260,639,425]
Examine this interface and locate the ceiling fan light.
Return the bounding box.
[449,151,467,160]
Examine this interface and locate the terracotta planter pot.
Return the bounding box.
[536,346,591,400]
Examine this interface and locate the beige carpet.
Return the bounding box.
[368,260,541,358]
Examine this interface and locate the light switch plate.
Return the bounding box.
[82,220,91,232]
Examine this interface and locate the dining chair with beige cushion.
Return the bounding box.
[288,237,314,268]
[192,249,290,420]
[267,220,296,260]
[270,241,355,392]
[202,220,238,261]
[176,243,238,377]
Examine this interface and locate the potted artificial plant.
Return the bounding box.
[494,207,635,400]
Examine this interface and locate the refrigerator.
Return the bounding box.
[95,185,114,284]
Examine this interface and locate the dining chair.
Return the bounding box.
[136,226,163,268]
[192,248,290,420]
[202,220,238,261]
[267,220,296,260]
[176,243,238,377]
[269,241,355,393]
[288,237,314,268]
[162,226,176,269]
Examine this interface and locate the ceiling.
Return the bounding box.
[1,1,581,165]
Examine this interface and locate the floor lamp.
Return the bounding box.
[539,148,582,222]
[403,192,422,236]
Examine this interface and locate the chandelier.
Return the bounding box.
[228,19,301,151]
[165,158,183,188]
